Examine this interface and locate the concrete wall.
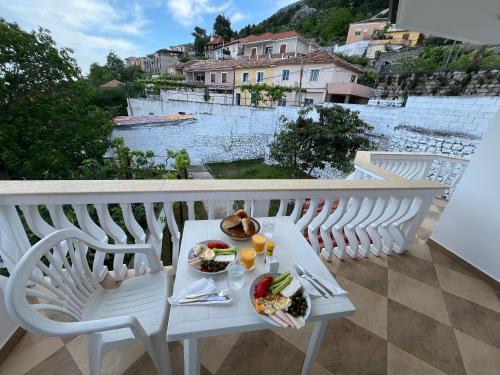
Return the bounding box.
[121,95,500,167]
[431,108,500,282]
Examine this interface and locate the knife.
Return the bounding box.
[298,265,335,297]
[178,295,230,304]
[294,264,329,298]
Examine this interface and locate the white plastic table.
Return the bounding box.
[167,216,355,375]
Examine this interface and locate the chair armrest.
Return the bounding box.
[55,315,149,340]
[93,243,163,273]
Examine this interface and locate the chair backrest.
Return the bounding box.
[5,229,103,336]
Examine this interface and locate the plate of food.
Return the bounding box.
[188,240,237,274]
[220,209,260,241]
[250,271,310,329]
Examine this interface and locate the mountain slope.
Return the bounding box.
[236,0,389,45]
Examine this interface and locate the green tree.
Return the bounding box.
[192,26,210,57]
[106,51,125,80]
[270,106,373,177]
[0,19,113,179]
[213,14,233,41]
[88,62,113,86]
[320,8,353,44]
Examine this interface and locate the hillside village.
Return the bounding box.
[122,6,500,107]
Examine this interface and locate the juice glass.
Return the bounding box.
[240,247,256,271]
[251,234,267,255]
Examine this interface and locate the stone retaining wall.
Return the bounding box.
[119,95,500,176]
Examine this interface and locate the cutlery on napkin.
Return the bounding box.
[295,265,348,298]
[168,278,232,305]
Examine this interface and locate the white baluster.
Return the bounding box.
[332,197,361,260]
[120,203,147,276]
[289,199,304,223]
[356,197,388,257]
[95,204,127,281]
[163,202,180,272]
[296,198,318,233]
[345,197,375,258]
[308,199,333,253]
[367,197,401,256]
[379,197,411,255]
[0,206,33,275]
[320,198,347,260]
[186,201,195,220]
[276,199,288,216]
[73,204,108,281]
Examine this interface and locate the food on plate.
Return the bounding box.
[189,241,237,273]
[241,218,256,236]
[234,209,249,219]
[221,210,259,239]
[251,272,307,329]
[221,215,241,229]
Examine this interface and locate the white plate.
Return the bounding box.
[249,272,311,328]
[188,239,236,275]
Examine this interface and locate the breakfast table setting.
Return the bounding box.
[166,209,356,375]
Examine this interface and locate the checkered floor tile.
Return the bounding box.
[1,199,500,375]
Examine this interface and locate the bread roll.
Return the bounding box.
[234,209,249,219]
[242,218,256,236]
[222,215,241,229]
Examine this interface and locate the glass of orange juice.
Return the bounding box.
[240,247,256,271]
[251,234,267,255]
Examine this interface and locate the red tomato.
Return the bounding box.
[207,241,229,249]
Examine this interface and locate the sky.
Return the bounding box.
[1,0,299,74]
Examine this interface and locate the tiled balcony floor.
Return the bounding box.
[1,199,500,374]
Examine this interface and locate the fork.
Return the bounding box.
[184,289,230,300]
[179,289,231,304]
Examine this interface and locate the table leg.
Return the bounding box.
[301,320,327,375]
[183,338,200,375]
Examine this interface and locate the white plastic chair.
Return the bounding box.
[5,228,172,375]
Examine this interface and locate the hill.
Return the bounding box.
[236,0,389,45]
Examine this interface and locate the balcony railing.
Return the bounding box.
[0,151,460,283]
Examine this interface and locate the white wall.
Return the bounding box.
[122,95,500,167]
[431,109,500,281]
[0,276,18,349]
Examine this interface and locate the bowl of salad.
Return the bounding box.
[188,240,237,274]
[249,271,310,329]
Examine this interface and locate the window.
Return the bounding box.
[265,46,274,54]
[277,98,287,107]
[304,98,314,106]
[350,75,357,83]
[221,72,227,83]
[281,69,290,81]
[235,93,241,106]
[242,72,249,82]
[402,33,410,40]
[355,31,361,36]
[279,44,287,54]
[309,69,320,81]
[195,72,205,82]
[257,71,264,83]
[210,73,216,83]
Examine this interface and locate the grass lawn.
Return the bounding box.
[207,158,309,216]
[207,158,309,179]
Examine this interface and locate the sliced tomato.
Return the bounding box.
[254,289,267,298]
[207,241,229,249]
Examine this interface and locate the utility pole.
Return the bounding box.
[298,56,304,106]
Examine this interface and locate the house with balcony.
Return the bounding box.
[204,34,226,60]
[183,58,242,94]
[239,31,320,58]
[233,51,372,106]
[345,18,389,44]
